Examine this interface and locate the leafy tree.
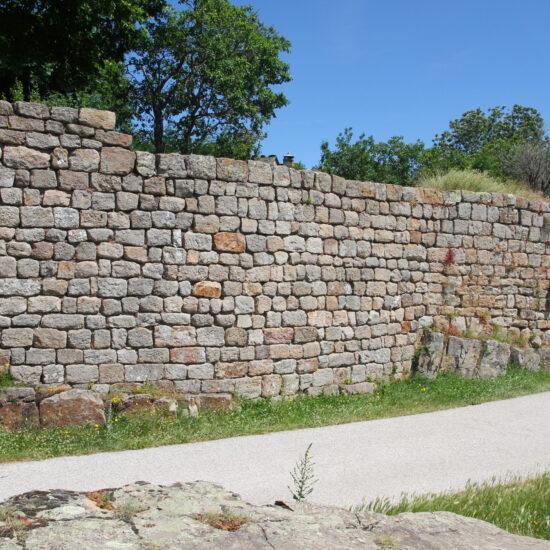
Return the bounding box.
[127,0,291,155]
[428,105,546,175]
[0,0,164,99]
[318,128,425,184]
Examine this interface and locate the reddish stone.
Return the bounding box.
[213,232,246,253]
[170,347,206,364]
[31,241,54,260]
[198,394,233,411]
[39,389,105,427]
[192,281,222,298]
[215,362,248,378]
[263,328,294,344]
[0,401,39,430]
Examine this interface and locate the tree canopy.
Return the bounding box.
[128,0,291,155]
[318,105,548,191]
[318,129,425,185]
[0,0,163,99]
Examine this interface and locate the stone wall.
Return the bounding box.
[0,101,549,401]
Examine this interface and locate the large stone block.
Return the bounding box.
[100,147,136,175]
[416,331,445,377]
[510,346,541,372]
[192,281,222,298]
[213,232,246,253]
[446,336,483,377]
[40,389,105,427]
[3,146,50,169]
[0,401,39,430]
[479,340,511,379]
[79,108,116,130]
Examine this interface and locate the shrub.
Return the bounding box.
[418,168,542,199]
[501,141,550,196]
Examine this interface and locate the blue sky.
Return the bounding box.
[181,0,550,167]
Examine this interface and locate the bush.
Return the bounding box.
[417,168,542,199]
[501,142,550,196]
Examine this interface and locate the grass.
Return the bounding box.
[0,365,13,389]
[359,472,550,541]
[418,168,543,199]
[0,366,549,463]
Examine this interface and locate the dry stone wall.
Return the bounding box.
[0,101,549,402]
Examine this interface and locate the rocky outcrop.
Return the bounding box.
[416,331,547,379]
[0,482,547,549]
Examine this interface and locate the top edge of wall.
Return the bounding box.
[1,100,549,211]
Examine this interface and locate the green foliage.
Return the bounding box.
[318,128,425,184]
[1,367,548,462]
[320,105,548,195]
[418,168,542,199]
[424,105,546,177]
[128,0,291,154]
[289,443,317,501]
[0,0,163,100]
[359,473,550,540]
[0,363,13,389]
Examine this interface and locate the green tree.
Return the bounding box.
[427,105,546,175]
[0,0,164,99]
[128,0,291,155]
[318,128,425,185]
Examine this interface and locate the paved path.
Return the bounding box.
[1,392,549,508]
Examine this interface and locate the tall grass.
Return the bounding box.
[359,473,550,540]
[418,168,542,199]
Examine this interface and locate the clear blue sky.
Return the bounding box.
[182,0,550,167]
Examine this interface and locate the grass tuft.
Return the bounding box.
[418,168,542,199]
[194,511,249,531]
[0,367,549,463]
[358,473,550,540]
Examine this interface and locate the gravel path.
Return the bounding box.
[1,392,549,507]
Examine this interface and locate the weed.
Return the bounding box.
[113,498,147,522]
[289,443,317,502]
[0,363,13,388]
[194,511,249,531]
[87,490,115,510]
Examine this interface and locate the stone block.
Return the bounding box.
[193,281,222,298]
[0,401,39,431]
[158,153,187,177]
[479,340,511,379]
[510,346,541,372]
[416,331,445,377]
[214,232,246,253]
[446,336,483,378]
[79,108,116,130]
[40,389,105,427]
[100,147,135,175]
[216,158,248,181]
[3,146,50,169]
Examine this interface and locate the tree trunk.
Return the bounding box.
[153,105,164,154]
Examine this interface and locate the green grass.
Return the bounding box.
[359,473,550,540]
[418,168,542,199]
[1,367,549,463]
[0,369,13,389]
